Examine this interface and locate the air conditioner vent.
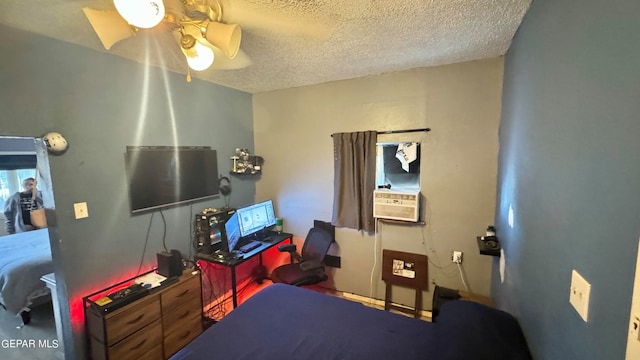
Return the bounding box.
[373,190,420,222]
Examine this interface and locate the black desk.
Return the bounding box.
[195,232,293,308]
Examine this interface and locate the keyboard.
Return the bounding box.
[238,241,261,253]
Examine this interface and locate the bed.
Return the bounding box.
[170,283,531,360]
[0,228,53,323]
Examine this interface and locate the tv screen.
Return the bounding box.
[237,200,276,237]
[125,146,219,214]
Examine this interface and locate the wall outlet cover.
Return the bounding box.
[569,269,591,322]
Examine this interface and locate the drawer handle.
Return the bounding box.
[178,309,191,319]
[175,289,190,298]
[126,314,145,324]
[129,338,147,351]
[178,330,192,340]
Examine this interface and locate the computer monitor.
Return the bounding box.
[237,200,276,237]
[223,212,242,253]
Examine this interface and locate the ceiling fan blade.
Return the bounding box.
[216,0,335,40]
[82,8,135,50]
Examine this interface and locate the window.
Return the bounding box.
[0,169,36,206]
[375,142,421,192]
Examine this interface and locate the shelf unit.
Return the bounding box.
[83,270,203,360]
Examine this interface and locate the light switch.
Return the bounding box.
[74,202,89,219]
[569,269,591,322]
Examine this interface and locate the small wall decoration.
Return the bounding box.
[230,148,263,175]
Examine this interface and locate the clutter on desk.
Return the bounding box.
[134,272,167,289]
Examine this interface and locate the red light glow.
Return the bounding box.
[69,265,156,331]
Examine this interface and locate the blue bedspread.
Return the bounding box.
[171,283,531,360]
[0,229,53,314]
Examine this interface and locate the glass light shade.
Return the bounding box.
[113,0,165,28]
[182,40,215,71]
[202,22,241,59]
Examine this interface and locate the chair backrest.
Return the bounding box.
[300,227,333,263]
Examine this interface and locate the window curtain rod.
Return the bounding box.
[330,128,430,137]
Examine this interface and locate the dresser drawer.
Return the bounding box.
[105,294,161,345]
[161,274,201,313]
[163,315,202,358]
[108,319,163,360]
[163,296,202,335]
[138,343,163,360]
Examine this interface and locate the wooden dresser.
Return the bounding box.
[85,270,203,360]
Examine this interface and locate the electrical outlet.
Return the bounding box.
[452,251,463,264]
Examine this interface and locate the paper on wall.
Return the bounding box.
[396,143,418,172]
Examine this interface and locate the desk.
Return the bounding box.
[195,232,293,308]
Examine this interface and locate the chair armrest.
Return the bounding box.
[278,244,297,253]
[299,260,323,272]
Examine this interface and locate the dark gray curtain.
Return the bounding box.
[331,131,377,232]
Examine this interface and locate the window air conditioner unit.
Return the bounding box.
[373,189,420,222]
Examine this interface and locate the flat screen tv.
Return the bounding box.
[125,146,219,214]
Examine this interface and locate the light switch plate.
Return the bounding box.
[73,202,89,219]
[569,269,591,322]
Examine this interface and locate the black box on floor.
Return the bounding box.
[432,285,461,321]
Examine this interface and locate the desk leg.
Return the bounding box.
[231,266,238,308]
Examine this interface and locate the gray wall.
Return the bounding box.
[253,58,503,307]
[494,0,640,358]
[0,25,255,359]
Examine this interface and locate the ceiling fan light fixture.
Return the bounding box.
[181,34,215,71]
[203,22,242,59]
[82,8,135,50]
[113,0,166,29]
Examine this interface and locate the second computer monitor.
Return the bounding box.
[224,212,242,252]
[237,200,276,237]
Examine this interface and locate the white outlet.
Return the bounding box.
[452,251,463,264]
[569,269,591,322]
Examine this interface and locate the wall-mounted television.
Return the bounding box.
[125,146,219,214]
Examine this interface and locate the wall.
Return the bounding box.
[0,26,255,359]
[494,0,640,358]
[253,58,503,307]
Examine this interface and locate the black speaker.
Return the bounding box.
[157,249,183,278]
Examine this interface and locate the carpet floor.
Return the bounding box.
[0,302,62,360]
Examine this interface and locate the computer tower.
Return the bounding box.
[194,208,235,254]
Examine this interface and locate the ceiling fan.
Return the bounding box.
[82,0,245,77]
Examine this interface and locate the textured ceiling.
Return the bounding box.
[1,0,531,94]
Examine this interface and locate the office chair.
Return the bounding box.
[271,227,334,286]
